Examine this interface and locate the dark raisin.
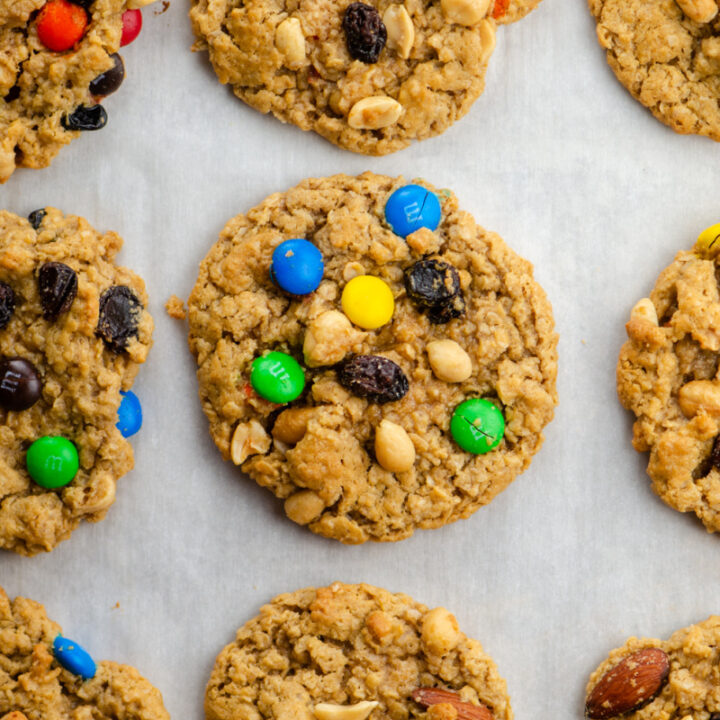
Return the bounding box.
[0,283,16,330]
[38,262,78,320]
[62,104,108,131]
[343,2,387,63]
[70,0,94,7]
[89,53,125,97]
[4,85,20,102]
[27,209,46,229]
[710,435,720,471]
[338,355,409,403]
[404,259,465,323]
[96,285,142,353]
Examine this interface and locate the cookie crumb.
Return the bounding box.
[165,295,186,319]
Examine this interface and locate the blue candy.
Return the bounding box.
[53,635,96,679]
[117,390,142,438]
[384,185,441,238]
[270,239,324,295]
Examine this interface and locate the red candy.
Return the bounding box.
[120,8,142,46]
[36,0,88,52]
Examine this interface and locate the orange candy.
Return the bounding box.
[36,0,88,52]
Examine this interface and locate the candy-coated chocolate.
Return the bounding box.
[36,0,88,52]
[450,398,504,454]
[270,239,324,295]
[0,358,42,411]
[251,351,305,404]
[117,390,142,438]
[341,275,394,329]
[53,635,96,679]
[696,223,720,256]
[26,436,79,488]
[120,8,142,46]
[384,184,441,238]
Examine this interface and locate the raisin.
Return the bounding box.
[404,259,465,323]
[28,209,46,229]
[89,53,125,97]
[96,285,142,353]
[338,355,409,403]
[343,2,387,63]
[710,435,720,471]
[70,0,94,7]
[38,262,78,320]
[4,85,20,102]
[62,104,108,131]
[0,283,16,330]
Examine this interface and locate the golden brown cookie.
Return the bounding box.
[205,582,512,720]
[617,226,720,533]
[0,585,169,720]
[0,0,156,184]
[187,173,558,544]
[189,0,540,156]
[584,617,720,719]
[0,208,153,555]
[589,0,720,140]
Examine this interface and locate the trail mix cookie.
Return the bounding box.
[0,0,156,184]
[205,582,512,720]
[584,616,720,719]
[187,173,557,544]
[0,585,169,719]
[589,0,720,141]
[617,222,720,533]
[189,0,541,156]
[0,208,153,555]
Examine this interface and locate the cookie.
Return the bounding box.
[584,616,720,719]
[617,224,720,533]
[589,0,720,141]
[187,173,557,544]
[0,585,169,719]
[189,0,541,156]
[205,582,512,720]
[0,208,153,555]
[0,0,156,184]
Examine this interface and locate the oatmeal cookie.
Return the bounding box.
[189,0,541,156]
[617,226,720,533]
[187,173,557,544]
[0,585,169,720]
[584,617,720,719]
[0,208,153,555]
[589,0,720,141]
[205,582,512,720]
[0,0,155,184]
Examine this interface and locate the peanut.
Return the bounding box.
[383,5,415,59]
[284,490,325,525]
[675,0,718,22]
[427,340,472,382]
[272,407,315,444]
[678,380,720,417]
[348,96,403,129]
[275,17,306,69]
[421,607,461,655]
[478,19,496,63]
[313,702,379,720]
[231,420,271,465]
[304,310,365,367]
[375,419,416,473]
[441,0,491,25]
[630,298,658,326]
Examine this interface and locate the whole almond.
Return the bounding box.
[585,648,670,719]
[412,688,494,720]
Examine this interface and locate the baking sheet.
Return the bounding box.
[2,0,720,717]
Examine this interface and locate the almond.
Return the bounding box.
[412,688,494,720]
[585,648,670,719]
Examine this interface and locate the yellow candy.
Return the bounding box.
[695,223,720,256]
[341,275,394,330]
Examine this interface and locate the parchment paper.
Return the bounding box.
[2,0,719,717]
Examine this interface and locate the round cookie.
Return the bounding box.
[589,0,720,141]
[584,616,720,719]
[0,585,169,719]
[189,0,541,156]
[617,228,720,533]
[0,208,153,555]
[187,173,558,544]
[0,0,156,184]
[205,582,512,720]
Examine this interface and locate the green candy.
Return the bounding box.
[450,398,505,454]
[251,351,305,404]
[26,436,79,488]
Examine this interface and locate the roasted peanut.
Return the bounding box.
[231,420,271,465]
[478,19,496,63]
[313,702,379,720]
[375,419,416,473]
[304,310,365,367]
[272,407,315,444]
[678,380,720,417]
[284,490,325,525]
[630,298,658,326]
[675,0,718,23]
[383,5,414,59]
[348,96,403,129]
[427,340,472,382]
[441,0,491,25]
[421,607,461,655]
[275,17,306,69]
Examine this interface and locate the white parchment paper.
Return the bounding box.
[2,0,720,717]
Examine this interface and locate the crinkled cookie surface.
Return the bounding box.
[617,242,720,533]
[189,0,541,155]
[0,208,153,556]
[205,582,512,720]
[0,0,155,183]
[0,586,169,720]
[589,0,720,140]
[585,616,720,719]
[187,173,557,544]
